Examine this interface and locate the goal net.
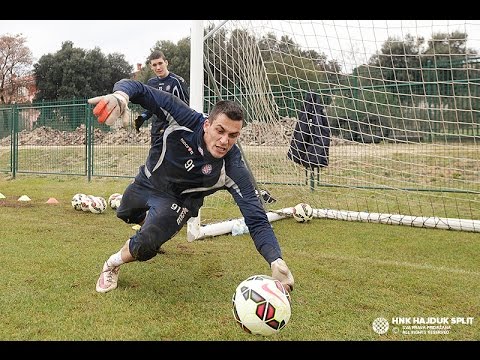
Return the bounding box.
[188,20,480,240]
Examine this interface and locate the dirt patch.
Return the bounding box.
[0,125,150,146]
[0,120,346,147]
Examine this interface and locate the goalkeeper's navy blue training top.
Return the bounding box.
[139,73,190,143]
[113,79,282,265]
[147,72,189,104]
[140,72,190,120]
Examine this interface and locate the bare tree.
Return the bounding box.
[0,33,33,104]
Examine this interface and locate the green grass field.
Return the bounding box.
[0,174,479,341]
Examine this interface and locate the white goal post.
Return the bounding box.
[187,20,480,240]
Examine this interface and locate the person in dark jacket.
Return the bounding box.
[287,92,330,169]
[134,50,190,145]
[88,79,294,294]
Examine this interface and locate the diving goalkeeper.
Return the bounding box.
[89,79,294,294]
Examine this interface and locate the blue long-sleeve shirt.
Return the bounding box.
[114,79,282,265]
[139,73,189,143]
[141,72,189,120]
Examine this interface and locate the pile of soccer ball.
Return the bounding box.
[292,202,314,223]
[71,193,122,214]
[232,275,291,336]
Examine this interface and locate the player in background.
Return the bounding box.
[134,50,190,144]
[88,79,294,295]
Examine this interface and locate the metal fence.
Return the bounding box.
[0,99,149,180]
[2,84,480,180]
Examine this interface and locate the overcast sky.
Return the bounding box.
[0,20,193,68]
[2,20,480,74]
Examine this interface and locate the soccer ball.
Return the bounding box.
[109,193,122,209]
[292,202,313,222]
[71,193,86,210]
[232,275,291,336]
[80,195,95,212]
[88,196,107,214]
[108,193,122,209]
[110,195,122,210]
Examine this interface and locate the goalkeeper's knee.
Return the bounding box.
[117,208,146,225]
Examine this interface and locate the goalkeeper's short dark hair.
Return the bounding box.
[148,50,166,62]
[210,100,244,125]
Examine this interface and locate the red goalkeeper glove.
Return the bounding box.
[88,91,129,126]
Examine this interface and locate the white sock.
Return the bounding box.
[106,251,124,268]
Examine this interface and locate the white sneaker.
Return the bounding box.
[96,261,120,293]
